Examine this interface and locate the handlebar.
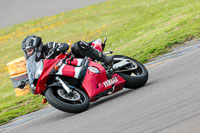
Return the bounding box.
[46,45,60,59]
[46,52,55,59]
[103,49,113,55]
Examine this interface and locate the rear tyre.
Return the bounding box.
[45,87,90,113]
[114,55,148,89]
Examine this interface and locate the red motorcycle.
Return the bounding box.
[19,38,148,113]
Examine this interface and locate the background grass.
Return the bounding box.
[0,0,200,125]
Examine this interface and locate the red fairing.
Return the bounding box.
[35,59,59,94]
[62,65,75,77]
[111,73,126,93]
[82,61,109,99]
[81,61,126,100]
[91,39,103,52]
[65,58,78,66]
[34,54,81,94]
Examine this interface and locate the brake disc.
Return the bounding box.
[57,88,81,101]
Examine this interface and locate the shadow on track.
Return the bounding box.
[42,83,153,123]
[89,89,134,109]
[89,82,153,110]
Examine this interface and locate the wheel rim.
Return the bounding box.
[54,87,86,104]
[124,59,138,70]
[57,88,81,102]
[125,60,143,76]
[114,56,144,76]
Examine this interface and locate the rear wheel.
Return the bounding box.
[45,86,89,113]
[113,55,148,89]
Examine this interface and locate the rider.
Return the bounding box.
[21,35,114,93]
[22,35,114,64]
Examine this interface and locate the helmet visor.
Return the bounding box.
[24,48,35,59]
[25,48,34,56]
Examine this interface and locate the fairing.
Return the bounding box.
[81,61,126,100]
[34,59,59,94]
[91,39,103,52]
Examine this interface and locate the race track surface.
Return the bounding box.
[0,0,106,29]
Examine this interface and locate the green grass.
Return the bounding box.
[0,0,200,125]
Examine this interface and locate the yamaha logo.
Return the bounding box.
[103,77,118,87]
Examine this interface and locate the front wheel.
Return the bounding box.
[45,87,90,113]
[114,55,149,89]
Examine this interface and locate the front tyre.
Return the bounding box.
[45,87,90,113]
[114,55,148,89]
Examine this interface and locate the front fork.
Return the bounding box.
[55,76,72,94]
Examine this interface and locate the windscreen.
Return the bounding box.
[26,53,38,85]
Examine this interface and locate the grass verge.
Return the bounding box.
[0,0,200,125]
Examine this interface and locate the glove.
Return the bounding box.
[57,43,69,53]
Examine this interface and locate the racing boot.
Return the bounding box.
[101,54,114,65]
[90,48,114,65]
[72,41,114,65]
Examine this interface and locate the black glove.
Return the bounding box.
[57,43,69,53]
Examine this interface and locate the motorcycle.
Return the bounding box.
[18,38,148,113]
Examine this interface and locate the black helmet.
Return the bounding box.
[22,35,43,60]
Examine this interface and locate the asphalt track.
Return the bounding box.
[1,1,200,133]
[0,0,106,29]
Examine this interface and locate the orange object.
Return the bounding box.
[15,85,30,96]
[54,65,59,71]
[42,98,47,104]
[7,57,30,96]
[67,43,72,53]
[7,57,27,76]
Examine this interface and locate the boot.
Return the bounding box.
[75,41,114,65]
[101,54,114,65]
[90,48,114,65]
